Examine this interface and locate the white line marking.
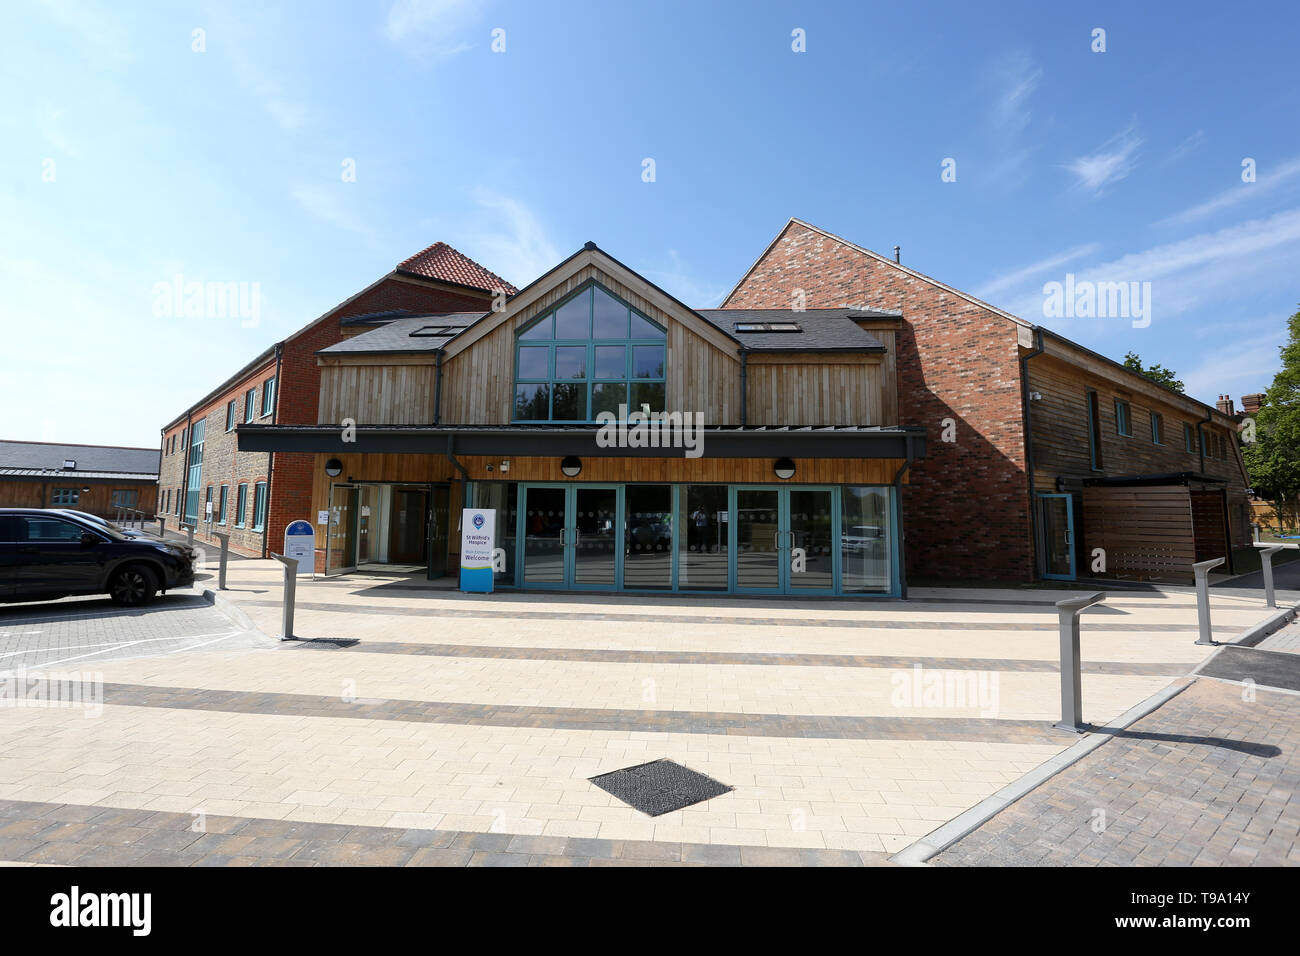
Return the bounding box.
[8,632,240,669]
[0,631,243,661]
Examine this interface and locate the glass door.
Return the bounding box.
[325,483,358,575]
[787,488,837,593]
[521,485,568,586]
[572,486,620,588]
[732,487,783,593]
[1039,493,1076,580]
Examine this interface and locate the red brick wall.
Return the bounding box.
[265,277,493,554]
[725,222,1033,583]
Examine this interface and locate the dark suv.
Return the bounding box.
[0,509,196,606]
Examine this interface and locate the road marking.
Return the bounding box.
[0,632,241,669]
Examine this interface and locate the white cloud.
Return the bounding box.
[384,0,476,59]
[1164,130,1206,166]
[1156,155,1300,227]
[989,54,1041,134]
[1063,123,1142,193]
[460,190,561,288]
[975,243,1100,301]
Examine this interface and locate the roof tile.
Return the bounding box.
[396,242,519,295]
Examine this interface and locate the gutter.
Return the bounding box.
[1020,327,1046,579]
[891,435,915,599]
[434,349,444,424]
[262,341,284,558]
[739,349,749,426]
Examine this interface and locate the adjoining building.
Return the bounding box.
[158,242,515,557]
[172,216,1246,593]
[0,440,159,518]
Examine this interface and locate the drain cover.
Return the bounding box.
[589,759,732,816]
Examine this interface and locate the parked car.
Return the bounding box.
[0,508,196,606]
[841,524,885,554]
[55,509,148,538]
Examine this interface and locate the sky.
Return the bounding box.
[2,0,1298,448]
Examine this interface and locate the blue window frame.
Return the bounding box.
[225,400,236,431]
[1115,399,1131,436]
[217,485,229,524]
[235,484,248,528]
[252,481,267,531]
[184,418,205,526]
[513,282,666,422]
[51,488,80,505]
[261,377,275,417]
[244,388,256,423]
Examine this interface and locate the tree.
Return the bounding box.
[1122,352,1185,393]
[1242,306,1300,529]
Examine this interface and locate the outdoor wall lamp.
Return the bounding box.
[324,458,343,477]
[560,455,583,477]
[774,457,796,480]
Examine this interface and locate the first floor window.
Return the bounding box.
[1115,399,1131,437]
[51,488,80,506]
[218,485,229,524]
[235,484,248,528]
[261,377,276,416]
[245,388,256,423]
[252,481,268,531]
[1150,412,1163,444]
[1184,423,1196,452]
[226,400,236,431]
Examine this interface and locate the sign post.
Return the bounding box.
[283,519,316,577]
[460,508,496,593]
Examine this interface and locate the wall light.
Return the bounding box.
[773,457,796,480]
[560,455,582,478]
[324,458,343,477]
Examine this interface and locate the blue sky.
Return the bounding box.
[3,0,1298,447]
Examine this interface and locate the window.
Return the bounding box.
[733,321,802,333]
[111,489,138,509]
[21,516,93,542]
[1150,412,1163,444]
[244,388,256,423]
[184,419,205,526]
[1086,390,1103,470]
[226,400,236,431]
[50,488,80,505]
[235,484,248,528]
[261,377,276,416]
[1115,399,1131,436]
[205,486,213,520]
[175,488,182,517]
[252,481,268,531]
[513,283,667,422]
[1184,423,1196,452]
[218,485,229,525]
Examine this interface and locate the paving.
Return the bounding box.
[0,592,269,670]
[1258,619,1300,654]
[931,669,1300,867]
[0,559,1287,865]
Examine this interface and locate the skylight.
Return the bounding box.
[733,321,802,333]
[409,325,465,337]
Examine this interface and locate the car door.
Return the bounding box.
[0,516,18,599]
[15,515,110,598]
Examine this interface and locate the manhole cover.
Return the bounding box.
[589,759,732,816]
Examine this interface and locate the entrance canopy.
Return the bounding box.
[237,423,926,460]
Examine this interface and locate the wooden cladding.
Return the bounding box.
[318,262,898,428]
[1078,485,1234,583]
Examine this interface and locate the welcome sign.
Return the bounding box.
[460,508,496,592]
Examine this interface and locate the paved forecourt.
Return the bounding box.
[0,559,1282,864]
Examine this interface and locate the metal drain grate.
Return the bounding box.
[589,759,732,816]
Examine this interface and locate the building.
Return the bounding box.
[228,218,1249,592]
[0,440,159,518]
[158,243,515,556]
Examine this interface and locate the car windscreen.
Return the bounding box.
[38,514,127,542]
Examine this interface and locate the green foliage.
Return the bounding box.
[1122,352,1185,392]
[1242,307,1300,510]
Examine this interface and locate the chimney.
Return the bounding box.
[893,245,901,264]
[1216,394,1234,416]
[1241,393,1264,415]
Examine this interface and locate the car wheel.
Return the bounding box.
[109,565,157,606]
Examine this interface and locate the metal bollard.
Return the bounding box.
[158,516,166,538]
[1193,557,1226,645]
[270,553,298,641]
[186,524,194,549]
[213,532,230,590]
[1054,592,1106,733]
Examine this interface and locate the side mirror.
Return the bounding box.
[80,532,100,546]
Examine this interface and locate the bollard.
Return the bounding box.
[1053,592,1106,733]
[1193,557,1226,645]
[158,516,166,538]
[270,553,298,641]
[213,532,230,590]
[186,523,195,549]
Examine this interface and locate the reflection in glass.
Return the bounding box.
[841,486,891,593]
[788,489,834,590]
[624,484,672,589]
[678,485,728,590]
[735,489,781,590]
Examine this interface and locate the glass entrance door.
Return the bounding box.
[572,486,619,588]
[1039,493,1076,580]
[732,486,838,594]
[521,486,568,586]
[325,484,358,575]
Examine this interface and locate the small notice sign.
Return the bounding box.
[283,519,315,575]
[460,508,496,593]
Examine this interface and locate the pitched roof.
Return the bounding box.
[697,309,890,351]
[396,242,519,295]
[0,440,158,476]
[319,313,485,355]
